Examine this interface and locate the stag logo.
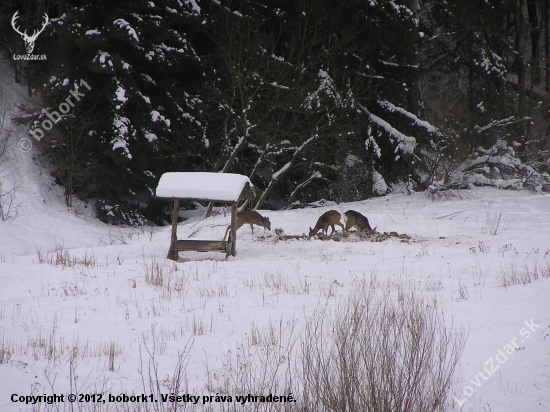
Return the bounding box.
[11,11,49,55]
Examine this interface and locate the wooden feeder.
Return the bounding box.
[156,172,252,261]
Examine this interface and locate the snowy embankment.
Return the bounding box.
[0,58,549,412]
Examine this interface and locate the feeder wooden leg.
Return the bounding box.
[167,242,177,261]
[230,204,237,256]
[167,199,180,261]
[225,232,232,258]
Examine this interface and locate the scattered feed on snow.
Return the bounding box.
[256,229,414,243]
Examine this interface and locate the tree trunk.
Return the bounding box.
[527,0,540,85]
[50,0,70,74]
[517,0,527,117]
[406,0,420,116]
[545,0,549,92]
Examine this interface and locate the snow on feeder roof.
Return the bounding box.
[156,172,252,203]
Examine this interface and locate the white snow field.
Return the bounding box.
[0,59,549,412]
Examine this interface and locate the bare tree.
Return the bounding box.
[0,97,21,221]
[202,0,378,210]
[42,105,102,207]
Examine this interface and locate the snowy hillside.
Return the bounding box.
[0,58,549,412]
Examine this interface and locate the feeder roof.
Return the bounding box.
[156,172,252,203]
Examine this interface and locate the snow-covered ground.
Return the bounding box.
[0,57,549,412]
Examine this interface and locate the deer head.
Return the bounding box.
[12,11,49,54]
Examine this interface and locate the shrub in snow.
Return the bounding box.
[300,279,465,411]
[372,169,389,195]
[97,201,147,226]
[204,279,464,411]
[332,155,374,202]
[428,140,550,194]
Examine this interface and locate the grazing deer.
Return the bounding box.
[12,11,49,54]
[308,210,344,237]
[224,211,271,240]
[344,210,373,232]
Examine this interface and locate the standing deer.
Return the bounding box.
[11,11,49,54]
[223,211,271,240]
[308,210,344,237]
[344,210,373,232]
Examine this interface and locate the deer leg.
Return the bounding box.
[250,223,254,234]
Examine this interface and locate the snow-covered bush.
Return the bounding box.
[427,140,550,195]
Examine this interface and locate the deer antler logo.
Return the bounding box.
[11,11,49,54]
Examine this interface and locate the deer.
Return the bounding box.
[12,11,49,54]
[223,210,271,240]
[308,210,344,237]
[343,210,374,233]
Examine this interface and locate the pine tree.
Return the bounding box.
[42,0,205,223]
